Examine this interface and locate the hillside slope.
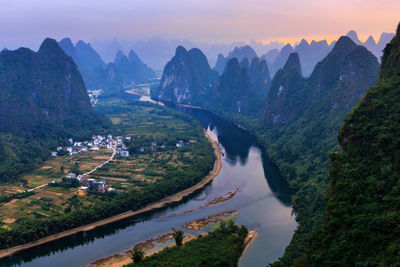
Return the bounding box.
[308,23,400,266]
[0,38,109,182]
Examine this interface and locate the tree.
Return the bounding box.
[70,162,81,175]
[130,247,144,263]
[172,230,184,247]
[215,217,237,234]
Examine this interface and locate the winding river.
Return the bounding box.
[1,104,297,267]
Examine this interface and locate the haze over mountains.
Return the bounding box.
[58,38,156,90]
[80,29,393,81]
[154,33,382,119]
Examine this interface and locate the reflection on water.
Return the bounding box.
[176,106,292,206]
[1,102,296,267]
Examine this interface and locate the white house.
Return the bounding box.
[51,151,57,157]
[176,140,185,148]
[120,150,130,157]
[66,173,76,179]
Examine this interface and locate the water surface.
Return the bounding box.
[1,105,296,267]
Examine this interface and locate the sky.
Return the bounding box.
[0,0,399,49]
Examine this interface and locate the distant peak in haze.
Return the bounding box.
[346,30,361,44]
[175,45,188,56]
[227,45,258,61]
[365,36,376,46]
[298,39,309,47]
[114,50,125,63]
[128,50,140,62]
[283,52,302,75]
[59,37,74,47]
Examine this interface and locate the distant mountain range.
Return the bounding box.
[264,36,379,126]
[213,39,331,78]
[91,38,285,71]
[345,30,395,60]
[59,38,156,90]
[213,45,258,74]
[211,30,393,80]
[152,45,270,114]
[106,50,156,88]
[59,38,106,90]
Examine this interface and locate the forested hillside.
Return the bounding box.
[0,38,109,182]
[151,32,384,266]
[308,23,400,266]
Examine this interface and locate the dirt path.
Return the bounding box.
[0,133,222,259]
[84,144,116,175]
[26,144,116,192]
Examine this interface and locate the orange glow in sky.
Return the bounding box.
[0,0,399,48]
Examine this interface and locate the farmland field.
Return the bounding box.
[0,94,214,238]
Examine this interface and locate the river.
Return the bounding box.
[0,103,297,267]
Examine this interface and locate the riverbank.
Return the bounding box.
[240,230,257,258]
[89,231,198,267]
[0,132,222,259]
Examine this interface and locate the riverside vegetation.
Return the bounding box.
[152,31,387,265]
[0,90,215,249]
[127,219,249,267]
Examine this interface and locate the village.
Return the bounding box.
[49,134,131,194]
[49,134,189,195]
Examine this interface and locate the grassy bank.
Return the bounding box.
[0,95,215,252]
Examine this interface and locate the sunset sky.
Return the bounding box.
[1,0,399,49]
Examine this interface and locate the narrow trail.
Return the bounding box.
[26,144,116,192]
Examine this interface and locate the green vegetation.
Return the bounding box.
[0,94,215,250]
[127,222,248,267]
[0,38,110,183]
[307,23,400,266]
[0,191,35,204]
[131,247,145,263]
[172,230,184,247]
[193,37,380,266]
[48,178,80,188]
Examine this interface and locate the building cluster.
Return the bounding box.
[51,134,131,157]
[87,89,103,105]
[138,141,164,153]
[62,173,115,194]
[138,140,187,153]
